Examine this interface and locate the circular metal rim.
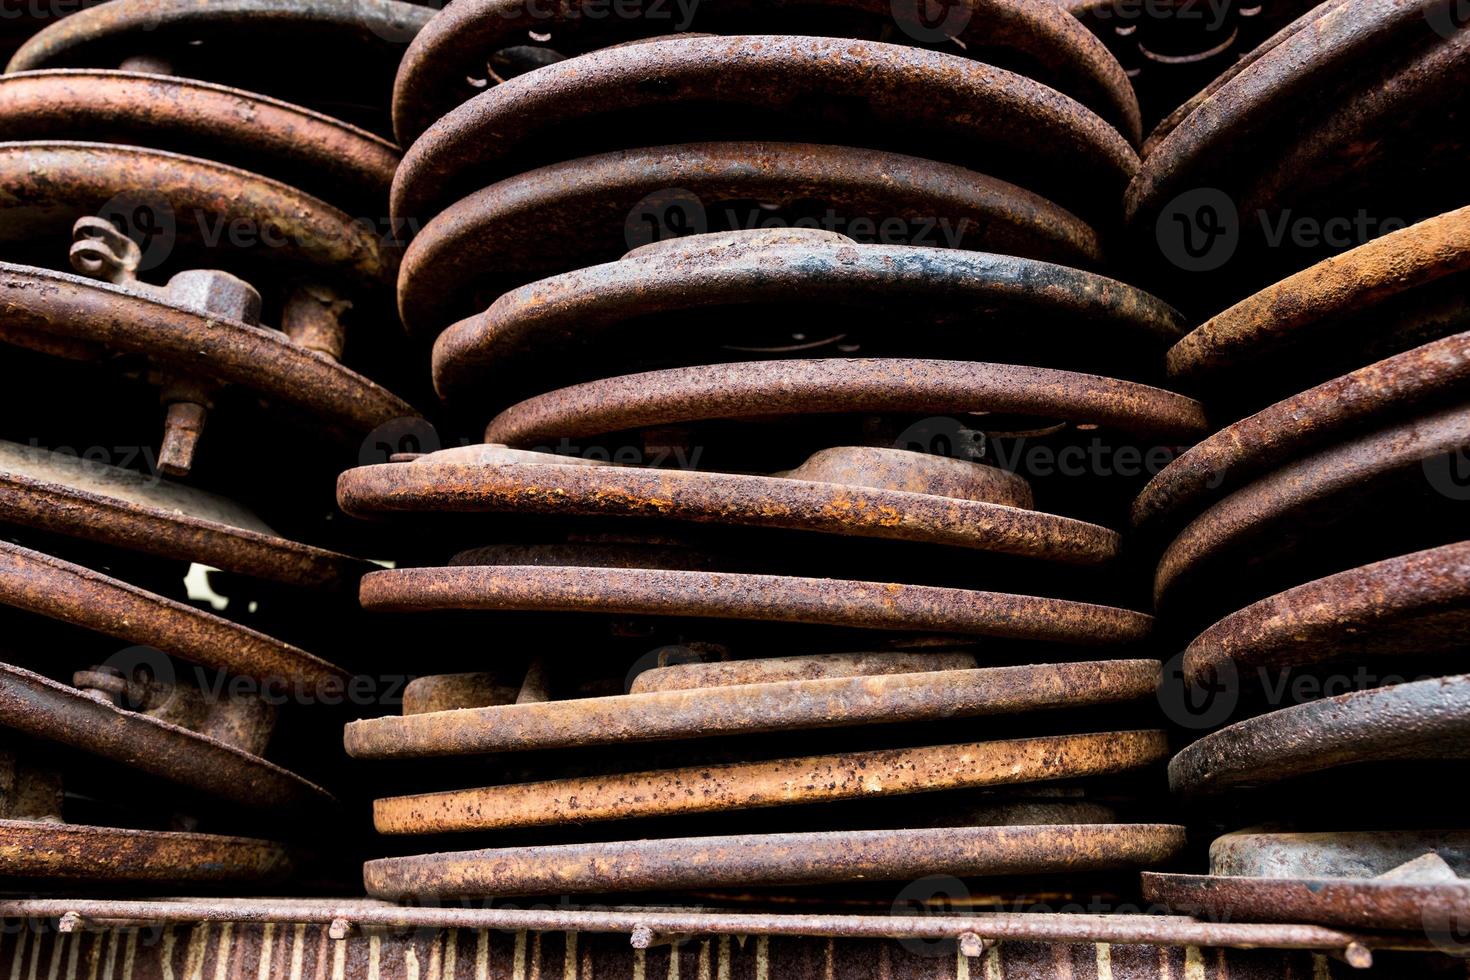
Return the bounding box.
[0,262,417,439]
[391,35,1139,227]
[390,0,1140,147]
[1181,541,1470,688]
[372,730,1170,834]
[1165,206,1470,389]
[481,358,1209,447]
[360,564,1154,646]
[364,823,1186,898]
[1143,872,1470,933]
[431,241,1184,396]
[1167,673,1470,795]
[336,458,1122,566]
[0,540,349,688]
[0,818,291,884]
[0,663,333,810]
[0,71,399,211]
[397,141,1106,340]
[345,659,1163,759]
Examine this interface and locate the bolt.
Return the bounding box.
[57,912,82,934]
[958,933,987,958]
[328,918,352,941]
[630,925,654,949]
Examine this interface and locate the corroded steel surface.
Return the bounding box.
[483,359,1209,446]
[1168,674,1470,795]
[1144,873,1470,933]
[631,651,979,692]
[337,450,1121,565]
[0,264,415,440]
[1210,830,1470,879]
[391,0,1140,146]
[0,540,348,688]
[372,731,1168,834]
[1181,542,1470,687]
[0,72,398,211]
[782,446,1033,508]
[344,659,1160,758]
[0,820,290,884]
[1154,403,1470,605]
[397,143,1105,337]
[429,234,1184,389]
[365,823,1186,898]
[1166,206,1470,387]
[0,441,365,591]
[0,664,331,810]
[359,565,1154,644]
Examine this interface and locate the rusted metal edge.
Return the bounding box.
[0,662,333,810]
[481,359,1208,447]
[344,659,1161,759]
[1144,872,1470,933]
[390,0,1139,146]
[1181,540,1470,687]
[1168,673,1470,796]
[0,819,291,884]
[364,824,1187,898]
[372,730,1169,835]
[430,239,1185,393]
[336,459,1121,566]
[0,539,349,688]
[0,262,416,438]
[631,650,982,692]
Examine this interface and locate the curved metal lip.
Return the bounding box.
[390,0,1140,147]
[365,823,1186,898]
[1154,402,1470,607]
[359,564,1154,645]
[1167,673,1470,796]
[0,662,333,810]
[397,141,1106,339]
[1127,0,1445,223]
[391,35,1139,227]
[336,457,1122,566]
[1143,872,1470,933]
[0,70,398,210]
[1181,542,1470,688]
[0,540,350,689]
[372,730,1170,834]
[480,358,1209,447]
[345,658,1161,760]
[1135,330,1470,536]
[0,262,416,438]
[1166,206,1470,388]
[0,818,291,883]
[430,240,1184,394]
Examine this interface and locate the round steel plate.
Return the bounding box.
[0,819,290,884]
[1144,872,1470,933]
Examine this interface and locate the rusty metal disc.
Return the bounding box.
[0,71,398,214]
[0,819,291,884]
[429,233,1184,394]
[345,658,1161,759]
[480,358,1208,447]
[0,540,349,689]
[364,823,1185,898]
[0,440,366,591]
[390,35,1138,228]
[372,730,1169,834]
[337,447,1121,565]
[1168,673,1470,796]
[1181,541,1470,688]
[0,263,415,443]
[391,0,1140,147]
[0,663,331,810]
[397,143,1106,339]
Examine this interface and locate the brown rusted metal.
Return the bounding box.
[364,823,1185,898]
[0,664,331,810]
[344,659,1160,759]
[781,446,1033,508]
[428,232,1184,389]
[1144,872,1470,933]
[1181,541,1470,687]
[0,819,291,884]
[1168,673,1470,796]
[401,674,519,716]
[0,540,348,689]
[338,446,1122,565]
[631,650,979,692]
[1209,830,1470,880]
[481,358,1207,447]
[372,730,1169,834]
